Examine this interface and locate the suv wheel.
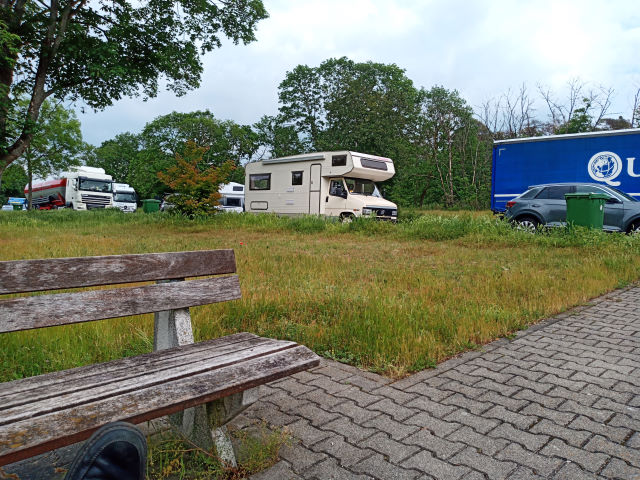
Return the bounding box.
[515,216,539,233]
[627,222,640,235]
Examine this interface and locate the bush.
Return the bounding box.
[157,141,234,217]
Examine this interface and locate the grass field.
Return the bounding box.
[2,209,640,381]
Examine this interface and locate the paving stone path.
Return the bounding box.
[241,287,640,479]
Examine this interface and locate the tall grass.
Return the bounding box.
[2,209,639,378]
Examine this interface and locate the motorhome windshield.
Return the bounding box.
[114,193,136,203]
[224,197,242,207]
[79,178,112,193]
[344,178,381,197]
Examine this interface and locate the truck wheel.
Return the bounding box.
[339,213,354,224]
[515,216,539,233]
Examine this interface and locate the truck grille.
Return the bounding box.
[81,194,111,206]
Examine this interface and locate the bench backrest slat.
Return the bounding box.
[0,250,236,295]
[0,276,241,333]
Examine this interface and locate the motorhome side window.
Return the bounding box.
[360,158,387,171]
[329,180,344,196]
[292,171,303,185]
[249,174,271,190]
[332,155,347,166]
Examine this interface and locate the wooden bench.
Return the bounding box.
[0,250,320,467]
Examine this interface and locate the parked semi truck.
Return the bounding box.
[112,183,138,212]
[245,151,397,221]
[27,166,113,210]
[492,129,640,212]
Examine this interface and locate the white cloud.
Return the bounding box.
[78,0,640,145]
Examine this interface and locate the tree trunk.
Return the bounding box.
[419,186,428,208]
[446,129,455,207]
[27,149,33,210]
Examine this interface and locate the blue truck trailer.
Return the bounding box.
[491,129,640,212]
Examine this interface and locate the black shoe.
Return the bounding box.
[64,422,147,480]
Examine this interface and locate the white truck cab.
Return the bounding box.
[217,182,244,213]
[28,166,113,210]
[245,151,397,221]
[112,183,138,212]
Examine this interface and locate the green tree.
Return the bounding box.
[555,98,594,134]
[99,110,258,199]
[93,132,141,183]
[277,57,418,155]
[17,98,85,208]
[141,111,257,169]
[277,62,331,150]
[157,141,234,217]
[127,148,176,200]
[409,86,491,208]
[275,57,420,204]
[273,58,495,208]
[253,115,306,158]
[322,61,418,155]
[0,162,26,203]
[0,0,268,185]
[599,116,632,131]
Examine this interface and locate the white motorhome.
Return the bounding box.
[217,182,244,213]
[27,166,113,210]
[112,183,137,212]
[245,151,397,221]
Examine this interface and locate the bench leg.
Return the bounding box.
[153,306,194,349]
[167,391,258,468]
[153,300,259,466]
[212,426,236,467]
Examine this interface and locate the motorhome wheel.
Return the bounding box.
[340,213,354,224]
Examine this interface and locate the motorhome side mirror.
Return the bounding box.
[341,190,348,199]
[606,197,621,204]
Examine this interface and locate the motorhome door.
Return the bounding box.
[309,164,321,214]
[326,178,347,217]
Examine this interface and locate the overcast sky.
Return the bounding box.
[78,0,640,146]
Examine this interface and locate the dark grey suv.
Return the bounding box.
[505,183,640,233]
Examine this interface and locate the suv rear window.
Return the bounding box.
[518,187,543,199]
[535,186,575,200]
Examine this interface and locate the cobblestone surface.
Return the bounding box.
[241,286,640,479]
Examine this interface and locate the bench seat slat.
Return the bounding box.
[0,342,320,466]
[0,332,256,398]
[0,250,237,295]
[0,334,291,409]
[0,276,241,333]
[0,337,298,421]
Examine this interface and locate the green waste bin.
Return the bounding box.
[142,199,161,213]
[12,204,21,211]
[564,193,608,229]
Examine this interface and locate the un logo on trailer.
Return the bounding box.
[587,151,622,186]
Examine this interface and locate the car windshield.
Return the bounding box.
[344,178,381,197]
[114,193,136,203]
[608,187,638,202]
[79,178,112,193]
